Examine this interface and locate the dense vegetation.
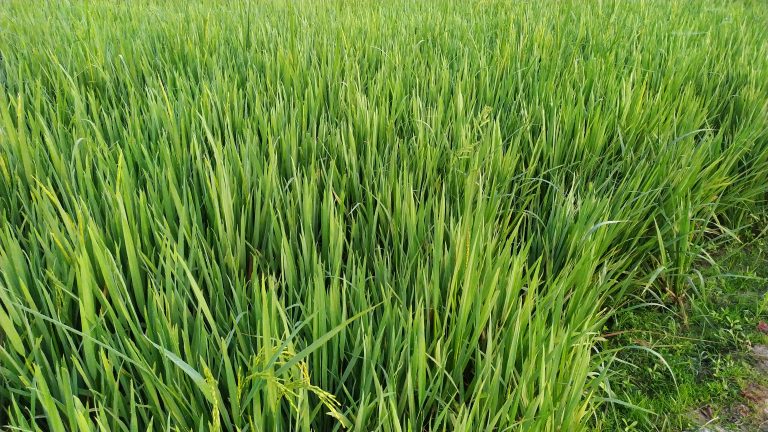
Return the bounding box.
[1,1,767,430]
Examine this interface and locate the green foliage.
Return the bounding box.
[0,0,767,430]
[597,238,768,431]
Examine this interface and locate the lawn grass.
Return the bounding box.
[599,233,768,431]
[1,1,767,431]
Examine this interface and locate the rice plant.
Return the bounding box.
[0,0,767,430]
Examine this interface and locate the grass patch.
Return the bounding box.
[599,234,768,431]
